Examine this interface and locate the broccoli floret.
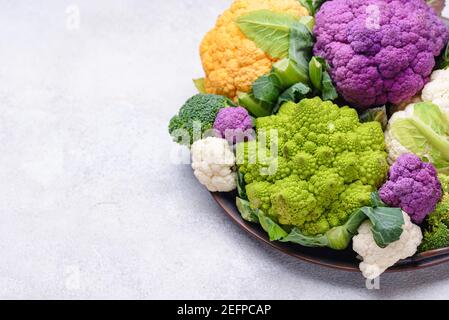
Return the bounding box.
[420,222,449,252]
[168,94,234,145]
[419,193,449,252]
[238,97,389,236]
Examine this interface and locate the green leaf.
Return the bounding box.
[391,116,449,169]
[257,210,288,241]
[321,71,338,101]
[193,78,206,94]
[297,0,327,16]
[413,102,449,136]
[236,198,259,223]
[359,105,388,130]
[370,192,386,208]
[237,10,300,59]
[273,58,309,88]
[237,171,248,200]
[390,102,449,171]
[252,73,282,104]
[238,92,273,117]
[309,57,323,91]
[299,16,315,32]
[289,22,313,69]
[437,41,449,69]
[281,228,330,247]
[361,207,404,248]
[274,83,311,113]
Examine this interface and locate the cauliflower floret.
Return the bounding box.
[191,137,237,192]
[353,211,423,279]
[422,68,449,110]
[200,0,308,100]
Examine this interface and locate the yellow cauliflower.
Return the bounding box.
[200,0,308,100]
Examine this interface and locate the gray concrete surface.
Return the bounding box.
[0,0,449,299]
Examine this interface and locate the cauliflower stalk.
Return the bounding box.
[236,98,401,249]
[313,0,449,109]
[200,0,308,100]
[191,137,237,192]
[353,211,423,279]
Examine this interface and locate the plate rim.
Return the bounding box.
[211,192,449,273]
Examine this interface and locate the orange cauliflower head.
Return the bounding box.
[200,0,308,100]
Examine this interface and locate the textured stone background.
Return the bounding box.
[0,0,448,299]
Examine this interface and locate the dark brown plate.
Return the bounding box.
[212,14,449,273]
[212,191,449,273]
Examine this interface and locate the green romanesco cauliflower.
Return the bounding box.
[237,97,389,236]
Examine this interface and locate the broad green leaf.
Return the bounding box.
[281,227,330,247]
[289,22,313,69]
[257,210,288,241]
[274,82,311,113]
[391,117,449,167]
[252,73,282,104]
[413,102,449,136]
[299,16,315,32]
[359,105,388,130]
[237,10,299,59]
[370,192,386,208]
[236,197,259,223]
[298,0,327,16]
[361,207,404,248]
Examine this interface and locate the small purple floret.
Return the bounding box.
[379,154,442,224]
[213,107,253,143]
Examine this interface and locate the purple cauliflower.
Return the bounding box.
[379,154,442,224]
[213,106,253,143]
[314,0,449,109]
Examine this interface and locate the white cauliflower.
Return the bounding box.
[422,68,449,110]
[353,212,422,279]
[191,137,237,192]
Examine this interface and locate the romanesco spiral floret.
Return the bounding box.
[334,152,359,183]
[329,182,374,227]
[246,181,272,212]
[237,97,389,236]
[270,176,321,227]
